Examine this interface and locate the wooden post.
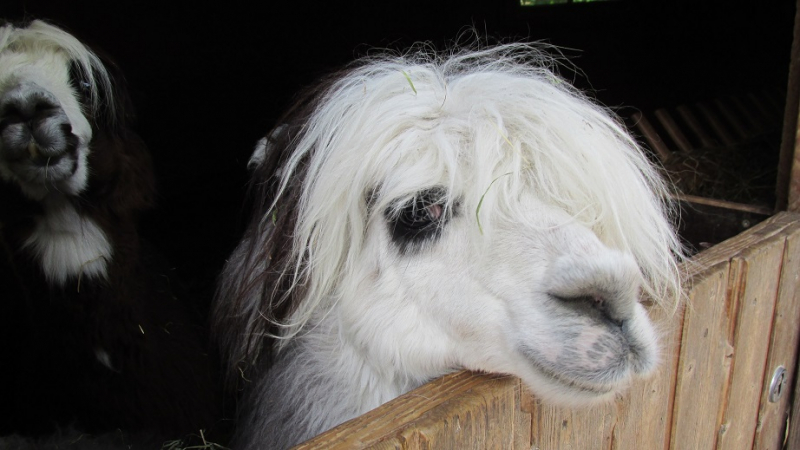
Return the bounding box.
[776,0,800,213]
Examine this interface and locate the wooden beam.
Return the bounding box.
[776,0,800,212]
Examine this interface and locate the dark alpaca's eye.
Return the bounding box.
[386,188,451,253]
[67,60,92,102]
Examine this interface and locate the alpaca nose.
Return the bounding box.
[0,82,71,163]
[554,293,624,328]
[546,251,642,325]
[0,81,62,122]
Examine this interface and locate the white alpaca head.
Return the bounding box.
[215,44,684,409]
[0,20,114,199]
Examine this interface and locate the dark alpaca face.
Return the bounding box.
[0,81,82,187]
[0,22,105,200]
[0,20,152,285]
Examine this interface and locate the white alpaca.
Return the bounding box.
[213,44,684,449]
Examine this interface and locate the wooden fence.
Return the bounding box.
[296,212,800,449]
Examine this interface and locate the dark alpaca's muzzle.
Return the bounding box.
[0,81,80,184]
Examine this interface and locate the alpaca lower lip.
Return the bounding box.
[518,344,625,396]
[537,367,614,395]
[533,362,617,395]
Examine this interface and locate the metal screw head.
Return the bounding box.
[769,365,786,403]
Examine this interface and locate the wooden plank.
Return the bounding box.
[715,237,784,449]
[293,372,526,449]
[714,98,752,139]
[783,102,800,213]
[612,303,684,450]
[631,111,673,162]
[396,376,525,450]
[671,213,800,449]
[696,101,738,147]
[687,212,800,275]
[669,262,734,450]
[676,195,773,216]
[676,197,772,253]
[655,108,694,153]
[776,0,800,213]
[729,96,769,135]
[753,223,800,449]
[529,399,616,450]
[676,105,719,149]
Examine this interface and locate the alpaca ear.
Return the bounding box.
[248,124,288,172]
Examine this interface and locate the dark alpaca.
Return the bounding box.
[0,20,220,446]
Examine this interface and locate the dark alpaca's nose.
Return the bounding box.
[0,82,74,165]
[0,81,62,122]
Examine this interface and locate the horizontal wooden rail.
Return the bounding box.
[295,212,800,450]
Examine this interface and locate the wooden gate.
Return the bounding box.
[295,212,800,449]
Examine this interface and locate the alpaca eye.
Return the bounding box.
[67,61,92,101]
[398,200,442,230]
[386,188,449,253]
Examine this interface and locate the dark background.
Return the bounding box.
[2,0,796,312]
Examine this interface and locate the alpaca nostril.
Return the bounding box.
[0,106,24,129]
[552,294,624,328]
[0,82,63,123]
[34,100,57,113]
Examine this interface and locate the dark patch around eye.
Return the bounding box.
[385,187,452,254]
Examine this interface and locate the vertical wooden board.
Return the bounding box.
[716,237,785,449]
[612,303,685,450]
[515,380,534,449]
[753,225,800,449]
[670,264,733,450]
[529,400,616,450]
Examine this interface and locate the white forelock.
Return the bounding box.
[0,20,114,121]
[267,44,684,340]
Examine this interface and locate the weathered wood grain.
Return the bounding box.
[753,223,800,449]
[528,396,616,450]
[776,0,800,213]
[293,372,527,449]
[613,301,684,450]
[715,237,784,449]
[669,262,733,450]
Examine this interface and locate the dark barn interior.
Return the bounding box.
[0,0,796,444]
[2,0,794,308]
